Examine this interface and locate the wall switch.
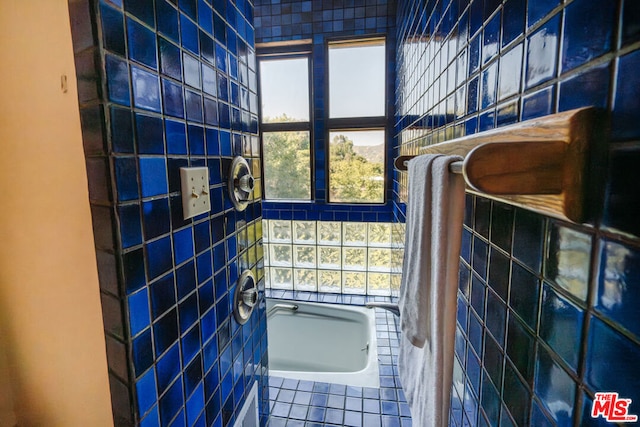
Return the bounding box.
[180,167,211,219]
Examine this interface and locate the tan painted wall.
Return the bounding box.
[0,1,114,425]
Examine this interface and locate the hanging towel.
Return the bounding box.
[398,154,466,427]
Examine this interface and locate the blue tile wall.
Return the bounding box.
[255,0,398,221]
[68,0,268,425]
[395,0,640,425]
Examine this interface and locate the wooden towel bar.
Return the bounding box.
[395,107,605,223]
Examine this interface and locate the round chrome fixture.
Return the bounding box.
[227,156,254,211]
[233,270,258,325]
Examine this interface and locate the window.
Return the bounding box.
[259,56,311,200]
[328,39,386,119]
[329,130,385,203]
[328,38,386,203]
[258,37,387,204]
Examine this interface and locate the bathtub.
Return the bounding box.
[266,299,380,388]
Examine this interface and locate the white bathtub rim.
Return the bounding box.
[266,299,381,388]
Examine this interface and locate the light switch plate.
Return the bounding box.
[180,167,211,219]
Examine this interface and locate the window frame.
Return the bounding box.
[257,36,390,205]
[325,36,388,205]
[257,42,314,201]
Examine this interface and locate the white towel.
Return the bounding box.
[398,154,466,427]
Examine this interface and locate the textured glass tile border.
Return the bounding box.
[263,220,404,296]
[264,290,411,426]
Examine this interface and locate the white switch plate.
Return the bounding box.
[180,167,211,219]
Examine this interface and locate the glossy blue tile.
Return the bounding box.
[159,37,183,80]
[128,288,150,337]
[506,314,534,383]
[482,11,500,65]
[478,109,495,131]
[201,32,215,65]
[173,227,194,265]
[183,52,202,89]
[119,203,142,248]
[188,125,205,156]
[472,236,488,280]
[497,101,518,127]
[481,370,500,424]
[213,13,227,45]
[196,251,212,285]
[510,262,540,330]
[544,222,592,302]
[141,405,160,427]
[561,0,615,72]
[132,66,162,112]
[165,120,187,155]
[558,63,610,111]
[135,114,164,155]
[485,289,506,346]
[124,0,155,27]
[142,198,170,240]
[522,85,555,121]
[498,44,522,100]
[154,308,179,358]
[100,1,126,56]
[200,279,216,315]
[179,0,197,20]
[146,236,173,280]
[596,239,640,340]
[133,328,154,376]
[187,383,205,425]
[471,275,486,319]
[127,18,157,69]
[467,76,479,114]
[139,157,168,197]
[179,293,199,333]
[502,0,524,47]
[182,326,202,368]
[167,158,187,194]
[468,34,481,75]
[185,90,203,123]
[468,313,484,358]
[612,49,640,140]
[512,208,545,273]
[136,367,158,416]
[160,375,184,426]
[484,333,504,392]
[157,343,181,394]
[150,272,176,320]
[115,157,139,201]
[105,54,131,106]
[124,248,146,294]
[586,316,640,415]
[602,148,640,238]
[202,64,217,97]
[622,0,640,46]
[204,98,219,127]
[163,78,185,119]
[215,43,228,73]
[157,0,180,43]
[197,0,213,33]
[539,283,583,371]
[111,107,134,153]
[535,346,576,426]
[181,14,200,55]
[525,15,559,89]
[502,361,531,426]
[218,102,231,129]
[176,261,196,300]
[527,0,558,28]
